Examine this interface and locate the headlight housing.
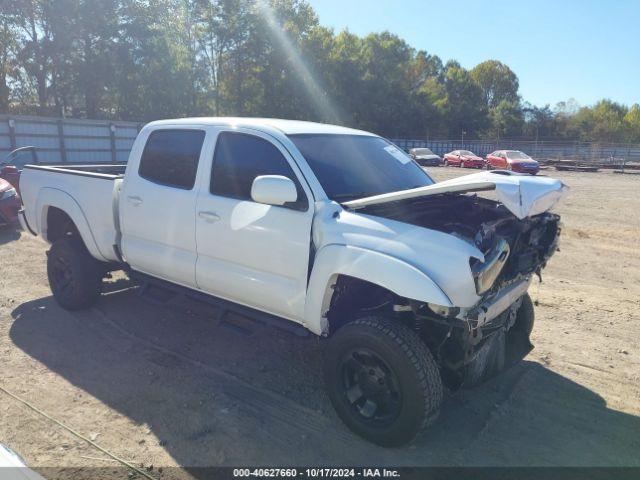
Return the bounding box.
[471,238,510,294]
[0,187,17,200]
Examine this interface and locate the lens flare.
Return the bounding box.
[256,0,341,123]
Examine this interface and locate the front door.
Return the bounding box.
[195,129,314,322]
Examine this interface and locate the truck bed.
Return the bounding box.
[20,164,126,263]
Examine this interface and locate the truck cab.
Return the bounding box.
[18,118,568,446]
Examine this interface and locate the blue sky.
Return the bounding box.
[306,0,639,108]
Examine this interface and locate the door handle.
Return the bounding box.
[127,195,143,206]
[198,211,221,223]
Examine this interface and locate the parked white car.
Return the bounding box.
[18,118,567,446]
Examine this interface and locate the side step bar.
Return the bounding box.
[129,270,309,337]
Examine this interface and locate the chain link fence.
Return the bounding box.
[392,138,640,167]
[2,114,639,168]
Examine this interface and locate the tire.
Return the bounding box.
[47,237,103,310]
[444,159,449,167]
[515,293,535,337]
[461,161,466,168]
[323,316,443,447]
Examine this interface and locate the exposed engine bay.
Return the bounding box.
[360,192,561,292]
[358,192,562,389]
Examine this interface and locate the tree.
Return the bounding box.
[0,7,19,111]
[489,100,523,139]
[0,0,636,146]
[440,62,488,138]
[570,100,627,143]
[66,0,120,117]
[523,103,556,140]
[624,104,640,142]
[470,60,519,109]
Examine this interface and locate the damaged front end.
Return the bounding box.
[360,192,562,389]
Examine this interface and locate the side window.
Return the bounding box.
[210,132,308,210]
[139,129,205,189]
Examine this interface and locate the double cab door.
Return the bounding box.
[120,126,314,323]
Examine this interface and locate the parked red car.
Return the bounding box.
[443,150,484,168]
[485,150,540,175]
[0,177,21,227]
[0,146,39,195]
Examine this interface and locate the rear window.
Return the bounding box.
[139,129,205,189]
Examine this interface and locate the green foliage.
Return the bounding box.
[624,104,640,141]
[1,0,637,142]
[470,60,519,109]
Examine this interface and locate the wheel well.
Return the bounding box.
[46,207,80,243]
[326,275,400,333]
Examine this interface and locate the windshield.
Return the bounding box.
[413,148,434,155]
[507,151,532,160]
[459,150,475,156]
[288,134,434,201]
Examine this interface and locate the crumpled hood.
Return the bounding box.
[343,171,569,220]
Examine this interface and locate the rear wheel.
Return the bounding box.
[47,237,103,310]
[323,316,443,447]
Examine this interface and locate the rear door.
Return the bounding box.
[194,129,314,322]
[120,127,207,287]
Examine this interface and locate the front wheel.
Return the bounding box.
[323,316,443,447]
[47,237,104,310]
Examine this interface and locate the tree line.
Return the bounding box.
[1,0,639,143]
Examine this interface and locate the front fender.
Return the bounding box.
[304,244,452,335]
[36,187,106,261]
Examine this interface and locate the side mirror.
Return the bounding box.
[251,175,297,206]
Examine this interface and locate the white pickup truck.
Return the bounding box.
[19,118,567,446]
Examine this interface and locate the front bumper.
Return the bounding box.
[458,281,534,387]
[511,163,540,174]
[434,278,533,389]
[462,161,484,168]
[465,278,532,328]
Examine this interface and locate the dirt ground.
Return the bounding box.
[0,167,639,475]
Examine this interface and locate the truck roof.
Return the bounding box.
[146,117,376,136]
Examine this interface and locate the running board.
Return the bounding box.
[129,270,309,337]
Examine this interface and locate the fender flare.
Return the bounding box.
[304,244,452,335]
[36,187,106,261]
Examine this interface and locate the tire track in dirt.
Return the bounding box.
[87,305,359,444]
